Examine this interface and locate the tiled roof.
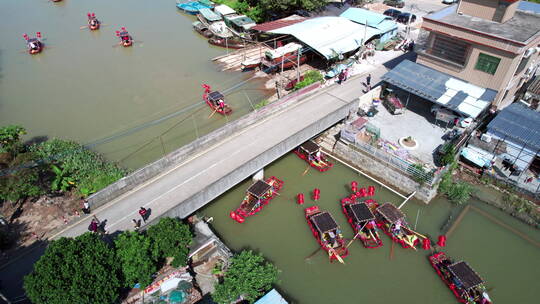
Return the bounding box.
[251,15,306,32]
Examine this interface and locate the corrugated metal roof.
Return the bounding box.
[255,289,288,304]
[526,77,540,97]
[269,17,380,59]
[381,60,496,118]
[487,103,540,150]
[251,15,306,32]
[340,7,397,33]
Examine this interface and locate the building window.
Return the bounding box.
[427,34,469,66]
[514,56,530,75]
[475,53,500,75]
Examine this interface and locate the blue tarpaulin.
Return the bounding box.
[255,289,288,304]
[461,147,491,168]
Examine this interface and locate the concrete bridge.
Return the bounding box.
[54,77,367,238]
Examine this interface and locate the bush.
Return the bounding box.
[439,143,456,166]
[30,139,126,196]
[147,218,193,268]
[212,250,279,304]
[293,70,323,91]
[254,99,269,110]
[24,233,121,304]
[115,231,157,288]
[0,125,26,154]
[438,170,472,205]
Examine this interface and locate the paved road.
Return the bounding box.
[0,51,410,302]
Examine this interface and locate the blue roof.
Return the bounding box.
[518,1,540,14]
[199,8,222,22]
[254,289,288,304]
[487,103,540,150]
[381,60,497,118]
[340,8,397,32]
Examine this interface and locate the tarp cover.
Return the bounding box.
[199,8,222,22]
[340,8,397,32]
[269,17,380,59]
[460,147,492,168]
[265,43,302,60]
[382,60,496,118]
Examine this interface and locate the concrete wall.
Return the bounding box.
[332,140,438,203]
[458,0,499,21]
[155,95,356,220]
[86,82,323,209]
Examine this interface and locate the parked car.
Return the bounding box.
[383,8,402,19]
[442,0,458,4]
[383,0,405,9]
[396,12,417,24]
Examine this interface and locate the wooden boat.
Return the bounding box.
[241,57,261,70]
[198,7,221,23]
[305,206,349,263]
[341,198,383,249]
[208,21,234,38]
[374,202,421,249]
[325,58,356,78]
[192,21,213,38]
[208,37,247,49]
[176,1,212,15]
[23,33,43,55]
[87,13,100,31]
[263,43,308,72]
[202,84,232,115]
[229,176,284,223]
[429,252,493,304]
[293,140,333,172]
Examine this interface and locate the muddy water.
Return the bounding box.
[201,153,540,303]
[0,0,268,168]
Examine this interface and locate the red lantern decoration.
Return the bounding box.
[313,188,320,201]
[368,186,375,196]
[422,238,431,250]
[297,193,305,205]
[437,235,447,247]
[351,181,358,193]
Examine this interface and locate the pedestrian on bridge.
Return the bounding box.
[139,207,148,223]
[132,219,141,231]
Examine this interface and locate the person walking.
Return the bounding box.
[139,207,148,223]
[132,219,141,231]
[88,219,98,233]
[81,199,91,214]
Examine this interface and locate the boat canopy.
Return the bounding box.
[214,4,236,16]
[376,203,405,224]
[312,212,338,233]
[208,91,224,102]
[448,261,485,290]
[199,7,222,22]
[265,43,302,60]
[227,15,256,30]
[348,202,375,223]
[198,0,214,7]
[299,140,320,155]
[247,180,272,198]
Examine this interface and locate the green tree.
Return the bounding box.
[212,250,279,304]
[439,143,456,166]
[24,233,121,304]
[147,217,193,267]
[0,125,26,154]
[0,152,44,202]
[50,164,75,192]
[115,231,157,288]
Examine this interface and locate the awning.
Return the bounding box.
[382,60,497,118]
[340,8,397,33]
[461,147,492,168]
[269,17,380,59]
[214,4,235,16]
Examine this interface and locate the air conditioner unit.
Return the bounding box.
[481,134,492,143]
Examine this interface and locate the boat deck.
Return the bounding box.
[212,44,272,71]
[348,202,375,223]
[312,212,338,233]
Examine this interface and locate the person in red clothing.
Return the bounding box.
[139,207,148,223]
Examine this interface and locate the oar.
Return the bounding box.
[208,108,218,119]
[80,25,88,30]
[402,226,427,239]
[390,238,395,260]
[328,247,345,264]
[304,247,322,260]
[345,222,369,248]
[301,164,310,176]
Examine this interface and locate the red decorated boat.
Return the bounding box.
[374,202,422,249]
[116,27,133,47]
[23,33,43,55]
[429,252,493,304]
[229,176,284,223]
[341,197,383,249]
[87,13,100,30]
[202,84,232,115]
[305,206,349,263]
[294,140,333,172]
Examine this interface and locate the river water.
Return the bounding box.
[201,153,540,303]
[0,0,268,168]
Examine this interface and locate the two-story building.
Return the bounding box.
[417,0,540,110]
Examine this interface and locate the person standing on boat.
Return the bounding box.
[218,99,225,111]
[393,220,402,235]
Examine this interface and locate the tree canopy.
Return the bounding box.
[115,231,157,288]
[212,250,279,304]
[213,0,328,22]
[147,217,193,268]
[24,233,121,304]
